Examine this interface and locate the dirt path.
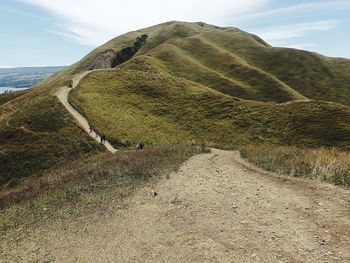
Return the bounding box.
[56,71,117,153]
[3,149,350,262]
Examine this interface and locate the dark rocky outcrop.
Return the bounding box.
[89,50,117,69]
[112,34,148,67]
[90,34,148,70]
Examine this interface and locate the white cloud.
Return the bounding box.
[20,0,268,46]
[234,1,350,22]
[254,20,337,45]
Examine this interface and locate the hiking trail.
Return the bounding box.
[56,71,117,153]
[4,149,350,262]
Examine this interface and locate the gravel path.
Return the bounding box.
[56,71,117,153]
[4,149,350,262]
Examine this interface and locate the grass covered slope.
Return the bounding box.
[0,89,102,188]
[65,21,350,105]
[2,20,350,192]
[70,69,350,149]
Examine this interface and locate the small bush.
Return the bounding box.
[239,145,350,187]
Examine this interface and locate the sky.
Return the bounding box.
[0,0,349,67]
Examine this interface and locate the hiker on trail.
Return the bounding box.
[136,141,145,150]
[89,125,93,133]
[100,136,103,144]
[94,128,100,138]
[102,135,106,143]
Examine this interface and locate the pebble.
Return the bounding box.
[319,239,326,245]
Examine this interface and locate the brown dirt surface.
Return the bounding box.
[2,149,350,262]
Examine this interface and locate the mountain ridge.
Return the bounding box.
[1,20,350,187]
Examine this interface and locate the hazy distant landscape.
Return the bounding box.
[0,66,65,91]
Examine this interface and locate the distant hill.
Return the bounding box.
[1,21,350,187]
[0,66,65,88]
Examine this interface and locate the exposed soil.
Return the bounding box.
[2,149,349,262]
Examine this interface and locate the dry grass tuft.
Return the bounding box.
[239,145,350,187]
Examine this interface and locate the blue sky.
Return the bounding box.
[1,0,349,67]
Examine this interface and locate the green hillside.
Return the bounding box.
[1,21,350,189]
[65,21,350,105]
[70,69,350,149]
[0,87,102,188]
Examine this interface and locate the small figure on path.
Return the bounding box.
[94,128,100,138]
[136,141,145,150]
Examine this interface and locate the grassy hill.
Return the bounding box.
[65,21,350,105]
[70,69,350,149]
[1,21,350,189]
[0,87,102,188]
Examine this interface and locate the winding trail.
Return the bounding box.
[4,149,350,262]
[56,71,117,153]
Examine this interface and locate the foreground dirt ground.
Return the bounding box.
[2,149,350,262]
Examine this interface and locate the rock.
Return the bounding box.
[170,197,181,205]
[319,239,326,245]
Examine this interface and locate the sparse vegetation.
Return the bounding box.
[240,144,350,187]
[0,144,205,232]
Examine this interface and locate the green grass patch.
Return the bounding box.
[70,69,350,150]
